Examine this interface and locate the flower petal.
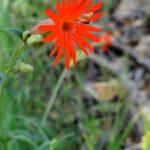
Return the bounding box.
[65,35,71,69]
[38,25,56,32]
[53,32,65,66]
[65,35,76,68]
[77,29,99,42]
[78,24,100,32]
[74,33,94,53]
[70,43,76,65]
[50,43,58,57]
[69,0,80,15]
[85,2,102,13]
[71,34,89,56]
[56,2,62,15]
[43,31,58,42]
[53,44,64,66]
[50,31,63,56]
[89,12,104,21]
[45,9,59,23]
[72,0,93,18]
[61,0,65,5]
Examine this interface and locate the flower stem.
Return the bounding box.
[41,69,68,125]
[6,41,25,76]
[0,41,25,149]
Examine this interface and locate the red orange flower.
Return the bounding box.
[99,32,112,52]
[39,0,103,69]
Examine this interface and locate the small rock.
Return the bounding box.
[142,0,150,15]
[135,36,150,58]
[86,80,126,101]
[114,0,143,21]
[133,19,144,28]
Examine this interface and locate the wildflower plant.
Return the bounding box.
[0,0,103,148]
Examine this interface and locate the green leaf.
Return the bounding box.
[9,133,38,150]
[1,28,23,38]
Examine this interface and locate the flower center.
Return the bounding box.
[62,22,74,32]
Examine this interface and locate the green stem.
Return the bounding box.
[41,51,87,125]
[41,69,68,125]
[0,41,25,149]
[6,41,25,76]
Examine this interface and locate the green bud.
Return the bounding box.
[22,30,31,41]
[14,62,34,74]
[26,34,43,47]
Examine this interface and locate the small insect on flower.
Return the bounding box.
[76,12,93,24]
[39,0,103,69]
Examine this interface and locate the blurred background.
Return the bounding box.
[0,0,150,150]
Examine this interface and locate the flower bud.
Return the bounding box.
[14,62,34,74]
[22,30,31,41]
[99,32,112,52]
[26,34,43,47]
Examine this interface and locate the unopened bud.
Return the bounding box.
[22,30,31,41]
[26,34,43,47]
[14,62,34,74]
